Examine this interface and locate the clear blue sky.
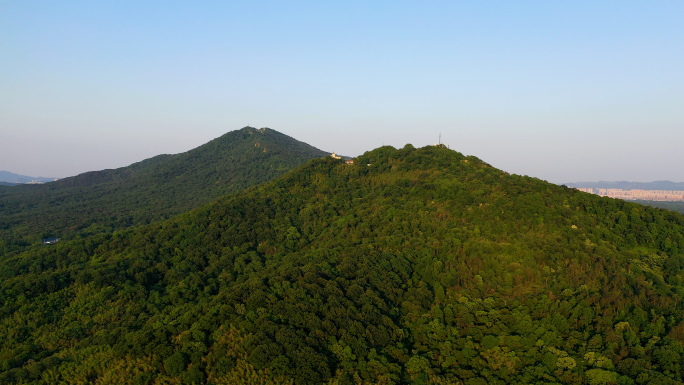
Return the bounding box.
[2,1,683,183]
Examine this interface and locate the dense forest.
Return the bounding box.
[636,201,684,215]
[2,144,684,384]
[0,127,326,248]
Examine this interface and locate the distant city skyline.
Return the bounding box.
[575,187,684,202]
[2,2,683,183]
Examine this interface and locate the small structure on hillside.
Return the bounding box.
[331,152,341,159]
[345,159,355,165]
[42,238,60,245]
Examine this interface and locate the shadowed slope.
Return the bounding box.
[0,127,327,244]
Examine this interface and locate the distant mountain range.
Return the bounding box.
[0,171,56,184]
[0,127,328,242]
[566,180,684,190]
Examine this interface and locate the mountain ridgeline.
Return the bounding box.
[0,127,327,245]
[0,171,55,185]
[2,144,684,384]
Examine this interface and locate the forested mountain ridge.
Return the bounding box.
[0,127,327,246]
[2,144,684,384]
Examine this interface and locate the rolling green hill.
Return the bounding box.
[0,127,327,246]
[2,144,684,384]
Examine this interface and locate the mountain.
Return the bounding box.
[2,144,684,384]
[0,171,55,184]
[0,127,328,245]
[0,182,19,187]
[567,181,684,190]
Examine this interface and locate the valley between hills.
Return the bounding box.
[2,128,684,384]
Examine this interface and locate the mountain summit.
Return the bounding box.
[0,127,327,243]
[2,144,684,384]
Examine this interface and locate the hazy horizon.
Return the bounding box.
[2,128,682,186]
[2,2,683,184]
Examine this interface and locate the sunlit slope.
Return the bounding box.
[0,127,327,244]
[2,144,684,384]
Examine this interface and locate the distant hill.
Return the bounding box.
[0,127,328,244]
[0,171,55,184]
[3,144,684,384]
[567,180,684,190]
[0,182,19,187]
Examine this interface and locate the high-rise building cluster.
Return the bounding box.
[576,188,684,201]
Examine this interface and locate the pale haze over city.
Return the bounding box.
[1,2,683,184]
